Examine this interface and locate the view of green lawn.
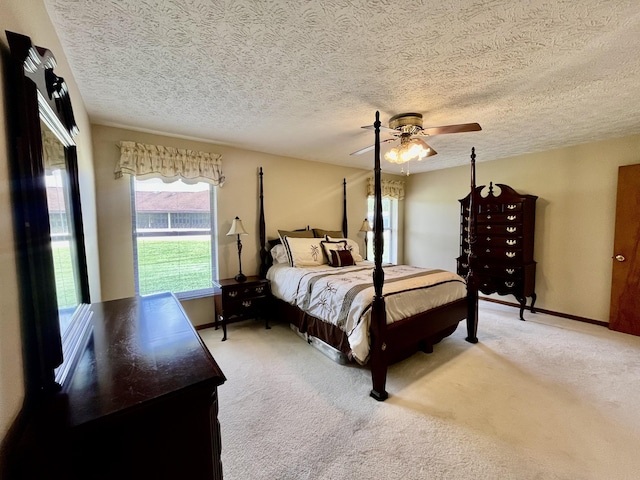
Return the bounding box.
[136,237,212,295]
[53,238,212,307]
[52,242,79,309]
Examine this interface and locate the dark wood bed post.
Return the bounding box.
[465,149,479,343]
[369,111,389,401]
[258,167,268,278]
[342,178,348,237]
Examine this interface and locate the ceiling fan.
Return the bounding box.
[350,113,482,162]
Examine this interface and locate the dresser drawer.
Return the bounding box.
[476,224,521,235]
[457,257,469,277]
[478,264,523,279]
[460,260,525,277]
[477,276,523,295]
[475,236,522,248]
[463,236,522,249]
[480,247,522,262]
[478,203,504,213]
[477,212,522,224]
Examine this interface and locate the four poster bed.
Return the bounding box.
[258,112,479,400]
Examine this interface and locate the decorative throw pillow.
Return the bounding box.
[320,240,348,266]
[278,228,314,244]
[329,249,355,267]
[282,236,327,267]
[270,244,288,264]
[313,228,344,239]
[326,236,364,262]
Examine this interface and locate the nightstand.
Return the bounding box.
[212,276,271,341]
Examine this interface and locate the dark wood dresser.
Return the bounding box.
[14,293,226,479]
[457,182,538,320]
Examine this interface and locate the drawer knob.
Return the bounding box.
[229,291,238,298]
[505,281,515,287]
[486,237,491,241]
[506,268,515,274]
[507,204,517,210]
[506,252,516,258]
[506,239,516,246]
[507,227,516,233]
[507,215,516,221]
[255,286,264,293]
[486,225,492,230]
[461,263,468,268]
[242,300,252,308]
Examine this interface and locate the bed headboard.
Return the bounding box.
[257,169,349,278]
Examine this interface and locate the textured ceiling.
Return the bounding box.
[44,0,640,174]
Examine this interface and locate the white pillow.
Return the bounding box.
[320,239,348,266]
[282,236,328,267]
[270,244,288,264]
[326,236,364,262]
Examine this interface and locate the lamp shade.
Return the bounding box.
[359,219,372,232]
[226,216,248,236]
[384,138,432,164]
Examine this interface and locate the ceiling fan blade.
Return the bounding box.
[423,144,438,157]
[361,124,399,134]
[350,144,375,155]
[350,138,396,156]
[413,138,438,157]
[419,122,482,136]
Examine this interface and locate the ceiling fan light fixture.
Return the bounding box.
[384,138,430,164]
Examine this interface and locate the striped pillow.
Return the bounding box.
[329,249,355,267]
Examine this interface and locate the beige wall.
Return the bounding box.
[0,0,99,447]
[405,134,640,322]
[91,124,386,325]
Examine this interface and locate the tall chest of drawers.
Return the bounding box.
[457,182,538,320]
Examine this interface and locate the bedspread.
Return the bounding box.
[267,262,467,363]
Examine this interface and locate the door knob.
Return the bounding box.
[615,254,626,262]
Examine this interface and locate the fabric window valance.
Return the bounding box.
[41,127,66,171]
[367,177,405,200]
[115,141,225,185]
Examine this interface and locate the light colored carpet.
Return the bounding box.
[199,302,640,480]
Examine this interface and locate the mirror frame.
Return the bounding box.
[6,31,91,397]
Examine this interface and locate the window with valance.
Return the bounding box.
[116,141,224,299]
[365,178,404,264]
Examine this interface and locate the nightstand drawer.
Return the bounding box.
[222,283,269,302]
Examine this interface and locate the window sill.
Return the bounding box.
[174,289,215,301]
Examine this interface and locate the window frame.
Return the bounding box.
[367,195,399,264]
[130,176,218,300]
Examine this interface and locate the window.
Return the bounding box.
[46,168,82,331]
[366,196,398,264]
[131,177,218,298]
